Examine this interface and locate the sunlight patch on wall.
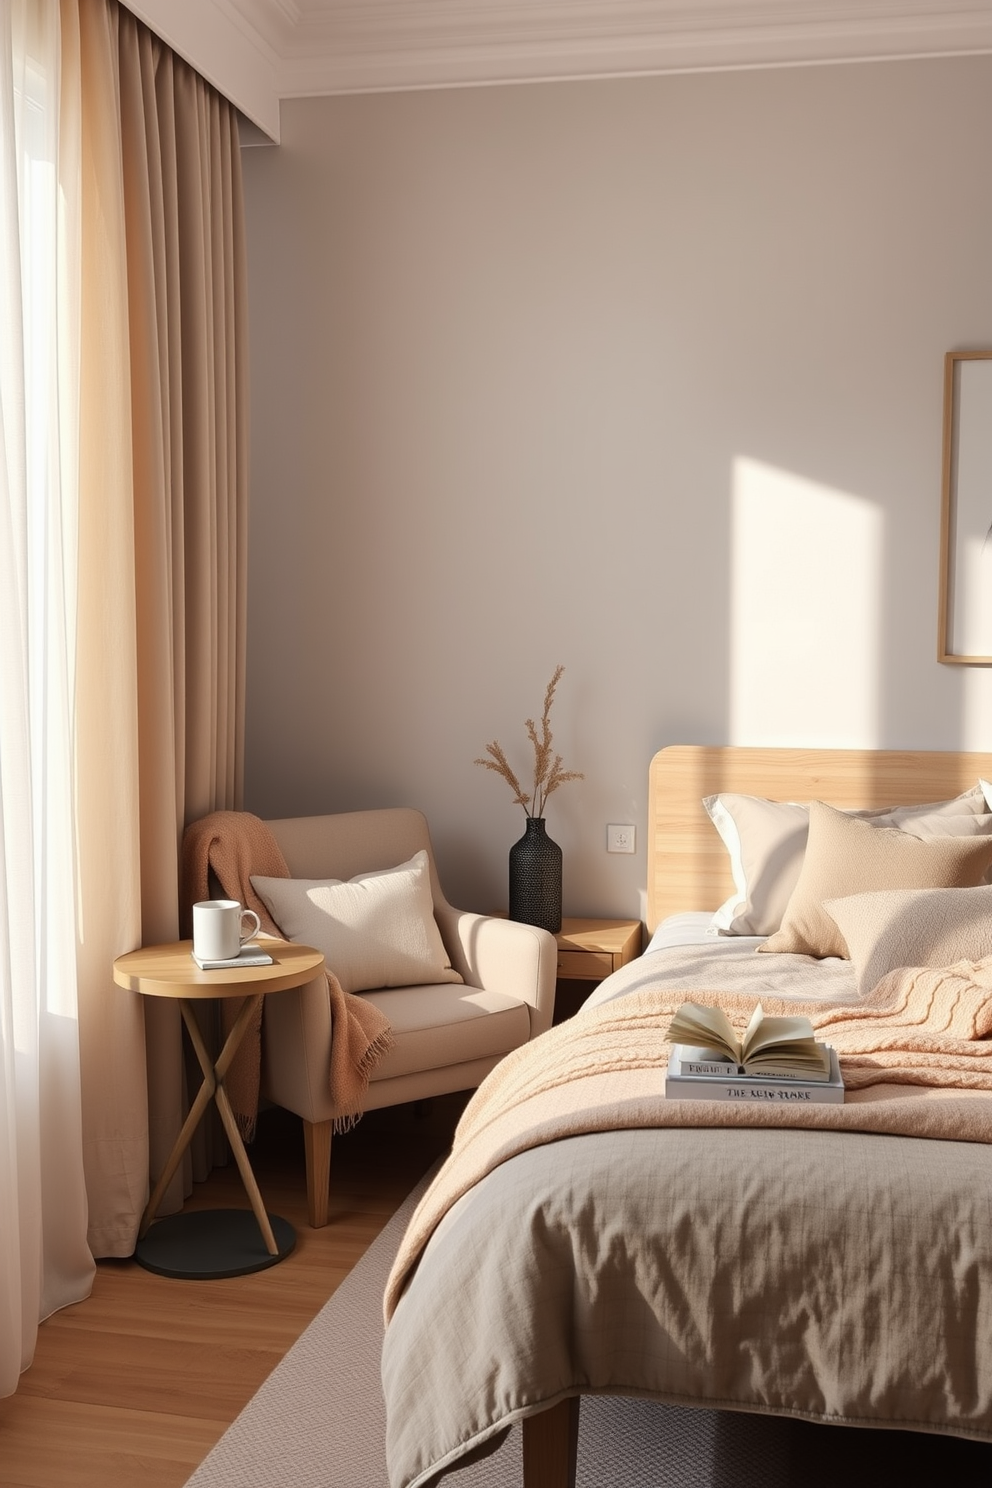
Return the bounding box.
[957,532,992,657]
[961,670,992,753]
[730,458,883,747]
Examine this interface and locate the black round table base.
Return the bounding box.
[134,1208,295,1279]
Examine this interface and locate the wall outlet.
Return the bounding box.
[607,824,636,854]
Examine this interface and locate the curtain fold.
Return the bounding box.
[0,0,94,1396]
[117,5,249,1200]
[73,0,150,1262]
[75,0,250,1243]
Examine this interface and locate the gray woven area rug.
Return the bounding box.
[185,1171,992,1488]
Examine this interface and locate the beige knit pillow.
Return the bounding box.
[760,801,992,959]
[823,884,992,995]
[250,850,463,995]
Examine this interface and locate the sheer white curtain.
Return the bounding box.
[0,0,250,1395]
[0,0,94,1397]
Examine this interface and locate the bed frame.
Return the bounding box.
[523,743,992,1487]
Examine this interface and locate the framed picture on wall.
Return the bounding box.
[939,350,992,665]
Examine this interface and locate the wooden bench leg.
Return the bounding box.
[303,1118,332,1228]
[522,1396,579,1488]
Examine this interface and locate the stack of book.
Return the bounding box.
[664,1001,844,1105]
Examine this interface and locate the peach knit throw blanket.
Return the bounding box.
[385,960,992,1321]
[181,811,392,1139]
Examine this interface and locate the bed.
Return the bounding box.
[381,746,992,1488]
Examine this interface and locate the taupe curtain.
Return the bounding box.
[74,0,248,1253]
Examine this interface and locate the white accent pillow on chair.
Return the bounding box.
[251,850,463,995]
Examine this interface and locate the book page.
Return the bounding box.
[665,1003,741,1063]
[741,1006,816,1058]
[741,1005,829,1075]
[743,1044,831,1077]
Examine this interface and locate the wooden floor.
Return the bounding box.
[0,1095,468,1488]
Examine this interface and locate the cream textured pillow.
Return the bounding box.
[705,785,992,938]
[823,884,992,996]
[250,850,463,995]
[759,801,992,959]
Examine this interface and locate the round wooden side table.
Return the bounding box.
[113,938,324,1279]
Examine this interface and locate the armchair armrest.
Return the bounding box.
[436,906,558,1039]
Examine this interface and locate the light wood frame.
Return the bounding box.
[939,349,992,665]
[647,744,992,935]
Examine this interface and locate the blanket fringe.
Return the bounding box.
[331,1027,396,1134]
[358,1027,395,1078]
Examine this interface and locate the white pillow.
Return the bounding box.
[823,884,992,996]
[705,785,991,938]
[250,850,463,995]
[705,794,808,937]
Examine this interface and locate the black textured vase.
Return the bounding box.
[508,817,562,933]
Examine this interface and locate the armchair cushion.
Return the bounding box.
[251,850,463,995]
[362,984,531,1082]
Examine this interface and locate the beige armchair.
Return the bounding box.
[259,807,558,1226]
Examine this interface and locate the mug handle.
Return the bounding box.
[240,908,262,945]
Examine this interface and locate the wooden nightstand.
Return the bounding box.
[553,917,641,1021]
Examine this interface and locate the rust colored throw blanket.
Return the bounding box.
[385,958,992,1321]
[182,811,392,1138]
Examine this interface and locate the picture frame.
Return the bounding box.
[938,349,992,665]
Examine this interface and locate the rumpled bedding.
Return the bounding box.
[581,932,861,1011]
[381,952,992,1488]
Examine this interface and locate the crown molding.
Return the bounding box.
[257,2,992,96]
[126,1,992,139]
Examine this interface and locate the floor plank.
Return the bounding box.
[0,1397,224,1488]
[0,1095,466,1488]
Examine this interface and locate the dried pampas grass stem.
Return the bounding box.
[475,664,584,819]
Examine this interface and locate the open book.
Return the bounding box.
[665,1001,831,1079]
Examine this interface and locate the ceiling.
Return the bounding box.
[228,0,992,96]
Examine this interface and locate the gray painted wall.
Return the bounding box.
[241,56,992,922]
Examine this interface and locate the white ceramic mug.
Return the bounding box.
[193,899,262,961]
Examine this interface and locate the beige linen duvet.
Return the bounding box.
[381,953,992,1488]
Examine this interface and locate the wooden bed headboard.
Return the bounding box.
[647,745,992,934]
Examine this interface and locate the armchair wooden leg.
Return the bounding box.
[303,1118,332,1228]
[522,1397,579,1488]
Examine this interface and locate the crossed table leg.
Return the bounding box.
[140,992,280,1254]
